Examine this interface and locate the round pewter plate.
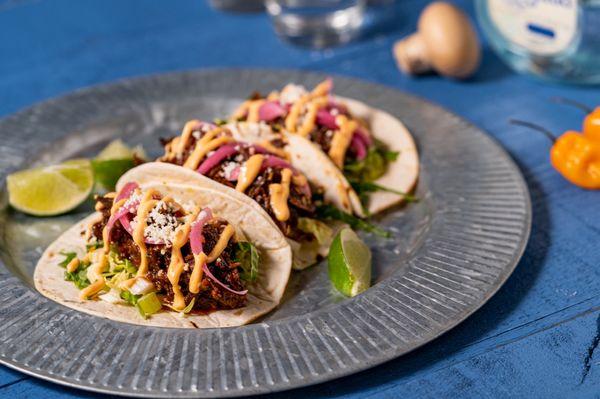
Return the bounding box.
[0,69,531,397]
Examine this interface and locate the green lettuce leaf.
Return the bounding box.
[235,242,260,282]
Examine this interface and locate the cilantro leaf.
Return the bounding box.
[382,150,399,161]
[235,242,260,282]
[120,290,140,306]
[65,267,91,289]
[316,205,391,238]
[350,181,418,203]
[58,251,77,268]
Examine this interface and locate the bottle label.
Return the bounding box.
[487,0,578,55]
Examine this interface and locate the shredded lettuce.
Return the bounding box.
[86,241,103,251]
[181,298,196,314]
[108,250,136,275]
[316,204,391,238]
[235,242,260,282]
[298,217,333,245]
[213,118,228,126]
[104,270,132,290]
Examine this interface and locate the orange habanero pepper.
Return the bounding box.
[583,107,600,142]
[550,131,600,189]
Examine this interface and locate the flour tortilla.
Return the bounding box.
[34,181,292,328]
[228,95,419,215]
[339,96,419,214]
[118,163,321,270]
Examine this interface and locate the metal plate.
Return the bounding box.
[0,69,531,397]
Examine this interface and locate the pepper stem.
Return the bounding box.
[509,119,557,143]
[550,97,593,114]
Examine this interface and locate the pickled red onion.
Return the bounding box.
[190,208,213,255]
[115,182,139,202]
[316,109,338,130]
[104,204,134,243]
[197,144,239,175]
[354,126,372,146]
[258,101,286,122]
[203,263,248,296]
[350,133,367,160]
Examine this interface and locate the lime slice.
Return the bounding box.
[7,159,93,216]
[327,227,372,297]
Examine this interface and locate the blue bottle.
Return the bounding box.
[476,0,600,84]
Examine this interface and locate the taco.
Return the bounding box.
[151,121,354,269]
[34,180,292,328]
[230,79,420,214]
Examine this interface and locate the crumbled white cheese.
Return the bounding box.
[330,108,339,116]
[130,217,138,232]
[124,191,141,213]
[325,130,334,138]
[143,201,183,245]
[222,162,239,180]
[192,130,201,140]
[280,83,307,104]
[201,124,212,133]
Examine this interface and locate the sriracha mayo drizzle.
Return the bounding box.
[269,168,293,222]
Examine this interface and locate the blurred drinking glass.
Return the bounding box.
[209,0,264,12]
[265,0,366,48]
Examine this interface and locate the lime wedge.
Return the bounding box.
[96,139,147,161]
[327,227,372,297]
[7,159,93,216]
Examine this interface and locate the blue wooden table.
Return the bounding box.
[1,0,599,397]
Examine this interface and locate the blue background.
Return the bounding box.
[1,0,599,397]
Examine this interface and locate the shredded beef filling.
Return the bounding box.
[91,196,246,312]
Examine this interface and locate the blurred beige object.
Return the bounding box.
[393,2,481,79]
